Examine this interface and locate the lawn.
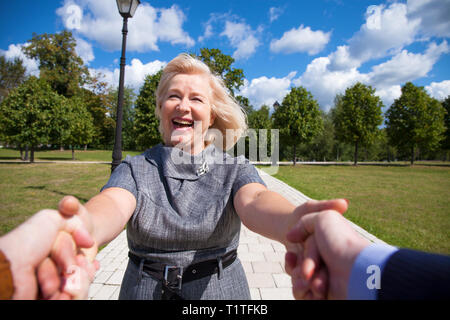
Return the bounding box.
[265,165,450,255]
[0,148,142,162]
[1,160,449,255]
[0,163,111,236]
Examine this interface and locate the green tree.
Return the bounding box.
[386,82,446,164]
[272,86,323,165]
[235,95,254,116]
[195,48,244,95]
[441,96,450,160]
[304,111,336,161]
[247,105,272,161]
[106,86,137,150]
[134,70,163,150]
[63,96,95,159]
[333,83,383,165]
[0,55,27,102]
[0,77,63,162]
[80,88,115,149]
[22,31,90,98]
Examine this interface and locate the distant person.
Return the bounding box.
[285,209,450,300]
[0,207,97,299]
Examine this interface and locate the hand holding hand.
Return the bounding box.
[286,207,371,299]
[0,206,96,299]
[37,195,100,299]
[283,199,349,299]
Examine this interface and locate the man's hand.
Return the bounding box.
[286,209,371,299]
[282,199,349,300]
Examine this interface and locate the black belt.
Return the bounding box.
[128,250,237,300]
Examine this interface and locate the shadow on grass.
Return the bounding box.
[36,157,74,161]
[25,185,89,202]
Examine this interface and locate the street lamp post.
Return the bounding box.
[111,0,140,173]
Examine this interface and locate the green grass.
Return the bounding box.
[261,165,450,255]
[0,148,142,162]
[1,160,449,256]
[0,163,111,236]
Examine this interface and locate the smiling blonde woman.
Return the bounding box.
[43,53,347,300]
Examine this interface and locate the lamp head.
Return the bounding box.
[116,0,140,18]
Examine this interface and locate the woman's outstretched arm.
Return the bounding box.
[58,187,136,260]
[233,183,348,246]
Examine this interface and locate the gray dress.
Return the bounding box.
[101,143,266,300]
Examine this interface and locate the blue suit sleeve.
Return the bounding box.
[347,244,398,300]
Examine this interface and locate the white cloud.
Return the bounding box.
[293,57,369,110]
[198,23,213,43]
[290,1,449,111]
[293,41,449,110]
[0,43,39,76]
[91,58,166,90]
[407,0,450,38]
[374,85,402,108]
[270,25,331,55]
[426,80,450,101]
[368,41,449,87]
[220,21,261,60]
[345,3,421,67]
[238,72,296,109]
[75,37,94,65]
[56,0,194,53]
[269,7,284,23]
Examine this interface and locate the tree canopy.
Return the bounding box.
[0,77,63,161]
[195,48,244,95]
[0,55,27,103]
[386,82,446,164]
[272,86,323,164]
[23,30,90,98]
[332,82,383,165]
[133,70,163,150]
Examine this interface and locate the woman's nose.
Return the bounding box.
[177,98,190,112]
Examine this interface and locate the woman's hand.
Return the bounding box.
[37,196,100,300]
[57,196,99,262]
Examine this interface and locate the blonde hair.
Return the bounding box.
[155,53,247,151]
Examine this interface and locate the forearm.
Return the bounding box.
[84,193,130,247]
[240,190,296,245]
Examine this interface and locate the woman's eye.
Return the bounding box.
[168,94,180,99]
[192,97,203,102]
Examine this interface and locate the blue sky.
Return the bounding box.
[1,0,449,111]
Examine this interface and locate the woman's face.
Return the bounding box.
[161,73,215,153]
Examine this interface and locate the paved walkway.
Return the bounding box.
[88,169,386,300]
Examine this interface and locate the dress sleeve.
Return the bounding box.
[101,156,138,200]
[231,158,267,198]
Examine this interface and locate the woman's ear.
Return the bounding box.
[209,110,216,127]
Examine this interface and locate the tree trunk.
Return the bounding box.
[60,145,64,151]
[24,145,29,161]
[30,146,35,163]
[293,144,297,166]
[72,146,75,160]
[354,141,358,165]
[20,147,24,161]
[411,145,414,165]
[84,144,87,151]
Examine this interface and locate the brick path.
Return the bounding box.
[88,169,386,300]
